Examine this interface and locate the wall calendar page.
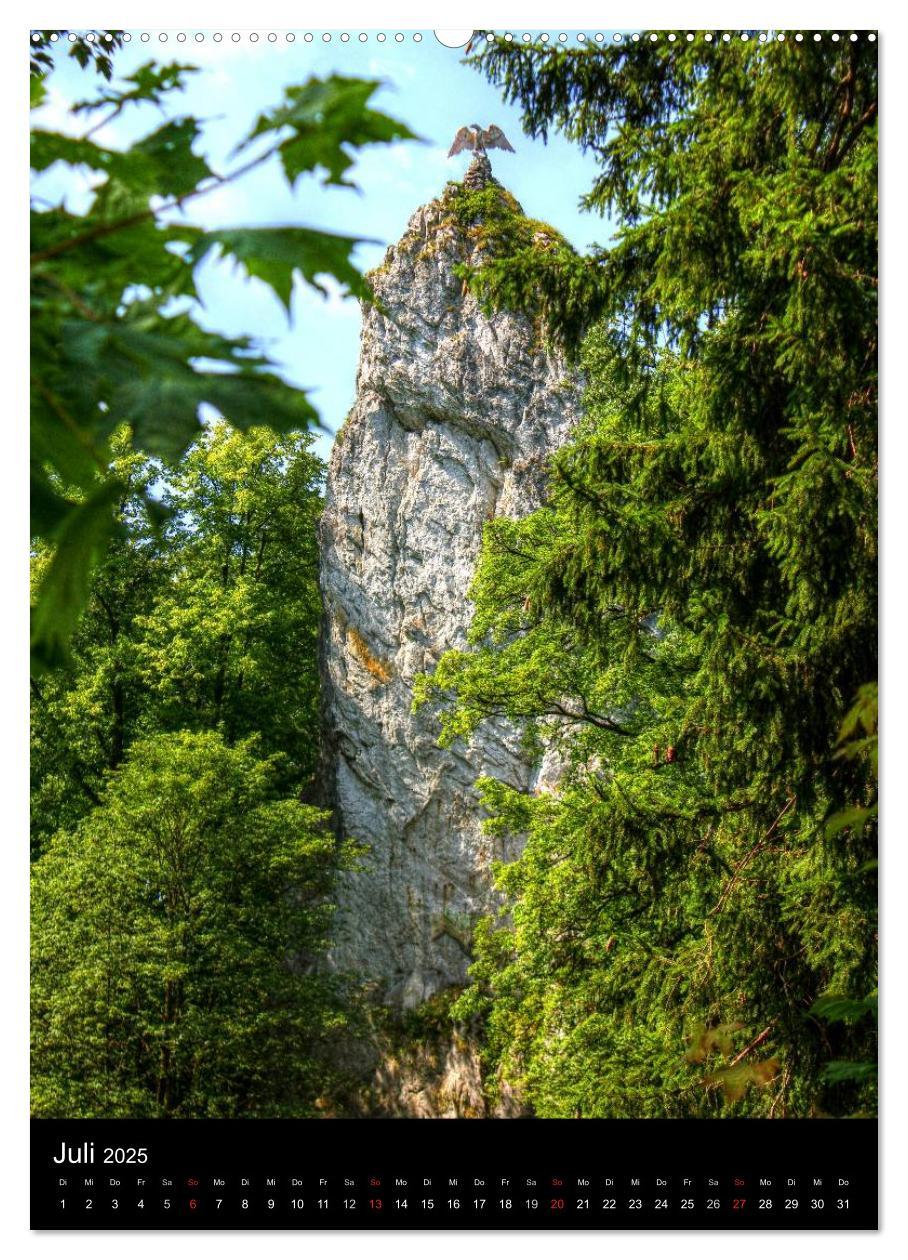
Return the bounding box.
[28,20,879,1238]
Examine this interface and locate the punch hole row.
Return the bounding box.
[32,30,879,46]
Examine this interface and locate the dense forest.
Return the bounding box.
[31,424,363,1116]
[421,35,878,1117]
[31,34,877,1120]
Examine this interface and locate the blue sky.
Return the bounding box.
[32,32,617,460]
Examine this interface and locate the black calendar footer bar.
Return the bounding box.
[31,1117,877,1230]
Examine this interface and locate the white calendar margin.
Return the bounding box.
[5,4,903,1257]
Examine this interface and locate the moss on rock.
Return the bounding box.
[449,182,571,260]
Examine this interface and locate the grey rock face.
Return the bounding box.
[320,165,580,1013]
[368,1031,525,1119]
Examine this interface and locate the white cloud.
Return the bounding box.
[32,83,87,136]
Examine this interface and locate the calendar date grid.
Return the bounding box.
[49,1169,859,1224]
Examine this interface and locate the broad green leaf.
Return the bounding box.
[820,1060,877,1085]
[809,993,877,1024]
[706,1058,780,1102]
[242,75,421,188]
[54,318,318,460]
[30,61,419,664]
[194,226,375,311]
[824,803,876,838]
[31,130,121,175]
[30,387,109,493]
[836,683,878,744]
[116,370,319,458]
[129,118,212,197]
[32,120,211,200]
[684,1020,743,1064]
[30,470,75,537]
[31,479,125,671]
[71,61,199,114]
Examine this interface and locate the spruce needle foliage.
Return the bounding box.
[418,36,877,1118]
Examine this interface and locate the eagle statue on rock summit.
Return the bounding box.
[448,123,516,159]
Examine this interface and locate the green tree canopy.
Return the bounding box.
[136,422,325,786]
[31,422,326,855]
[32,730,356,1118]
[418,36,877,1118]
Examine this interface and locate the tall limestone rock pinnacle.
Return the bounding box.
[319,156,581,1026]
